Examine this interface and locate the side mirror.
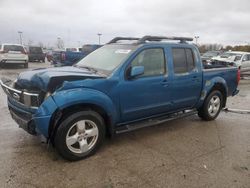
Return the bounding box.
[130,66,144,78]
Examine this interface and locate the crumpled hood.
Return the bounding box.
[16,66,104,92]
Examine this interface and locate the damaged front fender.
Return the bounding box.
[33,96,59,137]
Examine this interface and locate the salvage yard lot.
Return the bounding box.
[0,62,249,187]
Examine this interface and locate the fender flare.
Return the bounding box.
[197,77,228,108]
[51,88,118,134]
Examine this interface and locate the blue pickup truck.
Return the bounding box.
[0,36,240,161]
[52,44,102,66]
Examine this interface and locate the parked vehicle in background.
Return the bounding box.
[201,51,222,63]
[45,50,53,62]
[52,44,102,66]
[0,44,28,68]
[211,51,250,69]
[26,46,45,62]
[65,47,82,52]
[50,49,65,64]
[0,36,240,161]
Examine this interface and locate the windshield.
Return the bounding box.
[220,52,242,61]
[29,47,43,53]
[4,45,25,52]
[221,52,239,57]
[76,45,136,72]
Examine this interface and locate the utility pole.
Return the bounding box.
[18,31,23,45]
[97,33,102,45]
[194,36,199,45]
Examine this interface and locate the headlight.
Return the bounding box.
[44,92,51,100]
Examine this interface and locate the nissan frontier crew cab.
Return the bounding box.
[0,36,240,161]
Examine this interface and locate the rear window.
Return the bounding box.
[29,47,43,53]
[4,45,24,52]
[66,48,77,52]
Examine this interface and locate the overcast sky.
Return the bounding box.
[0,0,250,47]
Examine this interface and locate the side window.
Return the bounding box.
[186,48,195,71]
[131,48,166,77]
[172,48,195,74]
[242,55,248,61]
[172,48,187,74]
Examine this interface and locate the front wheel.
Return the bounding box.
[54,110,105,161]
[198,90,223,121]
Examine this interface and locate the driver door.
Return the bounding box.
[119,48,171,122]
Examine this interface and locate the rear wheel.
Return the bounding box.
[198,90,223,121]
[54,110,105,161]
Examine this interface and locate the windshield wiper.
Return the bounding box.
[75,65,98,73]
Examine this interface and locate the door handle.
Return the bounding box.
[161,79,169,87]
[192,76,200,82]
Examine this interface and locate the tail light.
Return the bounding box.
[61,53,66,61]
[237,68,240,85]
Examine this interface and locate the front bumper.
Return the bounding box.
[0,78,58,137]
[8,100,36,135]
[7,96,58,137]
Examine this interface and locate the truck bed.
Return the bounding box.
[203,67,238,96]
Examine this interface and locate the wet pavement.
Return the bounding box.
[0,62,249,188]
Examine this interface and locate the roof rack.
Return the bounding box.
[138,35,193,44]
[107,35,193,44]
[107,37,140,44]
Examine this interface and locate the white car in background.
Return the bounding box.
[211,51,250,69]
[0,44,29,68]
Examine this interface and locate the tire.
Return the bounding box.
[198,90,223,121]
[54,110,105,161]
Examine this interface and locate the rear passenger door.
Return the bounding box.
[171,47,202,110]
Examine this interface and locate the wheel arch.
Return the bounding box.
[48,103,115,143]
[208,83,227,107]
[197,77,228,109]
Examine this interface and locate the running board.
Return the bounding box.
[115,110,197,134]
